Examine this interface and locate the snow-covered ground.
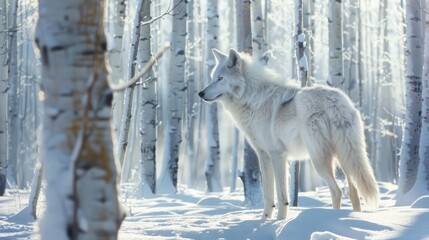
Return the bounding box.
[1,182,429,239]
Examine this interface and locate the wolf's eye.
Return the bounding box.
[218,76,223,81]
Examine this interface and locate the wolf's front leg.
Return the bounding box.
[256,150,275,220]
[270,152,289,220]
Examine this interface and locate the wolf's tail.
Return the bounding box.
[333,111,379,209]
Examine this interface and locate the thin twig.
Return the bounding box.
[140,0,182,26]
[109,42,170,91]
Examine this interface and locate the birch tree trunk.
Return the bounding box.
[117,0,147,173]
[0,0,8,196]
[290,0,309,208]
[374,0,396,182]
[344,0,360,101]
[19,2,39,189]
[184,0,198,188]
[230,128,239,192]
[397,0,424,202]
[251,0,267,61]
[404,1,429,201]
[36,0,124,238]
[328,0,344,88]
[7,0,19,187]
[359,0,376,167]
[236,0,262,207]
[204,0,222,192]
[29,163,43,219]
[138,0,157,196]
[294,0,308,87]
[160,0,187,193]
[229,0,239,194]
[415,1,429,194]
[105,0,126,153]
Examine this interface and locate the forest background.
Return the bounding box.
[0,0,429,238]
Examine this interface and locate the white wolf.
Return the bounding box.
[198,48,379,220]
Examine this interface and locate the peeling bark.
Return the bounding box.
[37,0,124,238]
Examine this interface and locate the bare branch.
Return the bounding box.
[140,0,184,26]
[109,42,170,91]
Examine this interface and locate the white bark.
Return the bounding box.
[328,0,344,88]
[17,1,39,189]
[117,87,134,171]
[374,0,396,182]
[138,0,157,196]
[359,0,376,167]
[397,0,424,202]
[415,0,429,194]
[204,0,222,192]
[291,0,308,207]
[236,0,252,53]
[306,0,315,85]
[29,163,43,219]
[36,0,124,238]
[406,0,429,201]
[230,128,239,192]
[236,0,262,207]
[117,0,146,173]
[343,0,360,102]
[7,0,19,187]
[105,0,126,153]
[160,0,187,193]
[184,0,198,189]
[0,0,8,195]
[251,0,267,61]
[294,0,308,86]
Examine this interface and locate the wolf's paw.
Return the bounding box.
[276,204,288,220]
[261,204,275,220]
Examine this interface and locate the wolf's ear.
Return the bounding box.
[227,49,242,69]
[212,48,227,63]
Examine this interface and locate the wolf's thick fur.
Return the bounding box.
[198,49,379,220]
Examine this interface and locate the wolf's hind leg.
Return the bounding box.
[311,153,342,209]
[256,150,275,219]
[303,118,342,209]
[346,176,361,211]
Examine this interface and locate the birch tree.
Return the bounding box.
[236,0,263,207]
[404,0,429,202]
[328,0,344,88]
[204,0,222,192]
[7,0,19,187]
[138,0,157,196]
[229,0,240,194]
[251,0,267,61]
[294,0,308,87]
[291,0,309,207]
[0,0,7,195]
[343,0,360,101]
[397,0,424,203]
[413,1,429,196]
[374,0,396,182]
[184,0,199,188]
[18,0,40,190]
[105,0,126,152]
[160,0,187,193]
[36,0,124,238]
[116,0,147,171]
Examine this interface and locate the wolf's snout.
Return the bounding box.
[198,91,205,98]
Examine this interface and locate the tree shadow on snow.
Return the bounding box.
[277,208,392,240]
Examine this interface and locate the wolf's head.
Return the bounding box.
[198,48,246,103]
